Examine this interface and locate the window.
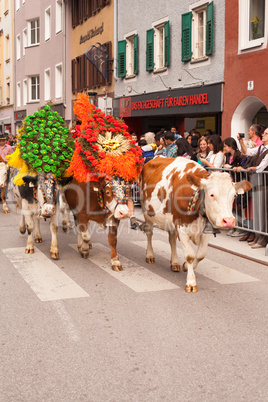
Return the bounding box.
[44,68,51,101]
[16,0,20,11]
[23,28,27,56]
[16,34,21,60]
[28,19,40,46]
[22,0,25,4]
[17,82,21,108]
[29,76,40,101]
[181,1,213,62]
[6,82,10,104]
[45,7,51,41]
[239,0,266,51]
[118,34,139,78]
[146,20,169,72]
[56,0,63,34]
[4,0,9,13]
[23,79,27,105]
[55,63,63,98]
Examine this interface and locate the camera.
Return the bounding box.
[238,133,245,138]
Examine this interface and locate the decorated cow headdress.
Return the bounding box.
[67,93,144,182]
[7,105,74,185]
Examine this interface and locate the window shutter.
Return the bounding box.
[118,40,126,78]
[164,21,170,67]
[181,12,192,62]
[206,1,214,55]
[71,59,76,93]
[134,34,139,74]
[146,28,154,71]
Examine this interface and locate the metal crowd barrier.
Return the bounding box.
[207,167,268,256]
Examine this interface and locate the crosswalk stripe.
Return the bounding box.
[69,243,179,292]
[2,247,89,301]
[132,240,259,285]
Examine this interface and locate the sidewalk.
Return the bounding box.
[134,207,268,266]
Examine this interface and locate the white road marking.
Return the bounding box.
[132,240,259,285]
[51,300,80,342]
[69,243,179,292]
[2,247,89,301]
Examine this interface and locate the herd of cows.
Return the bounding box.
[0,157,251,293]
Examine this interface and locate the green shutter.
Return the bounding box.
[146,28,154,71]
[206,2,214,55]
[134,34,139,74]
[164,21,170,67]
[181,12,192,62]
[118,40,126,78]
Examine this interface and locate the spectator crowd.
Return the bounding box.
[133,124,268,249]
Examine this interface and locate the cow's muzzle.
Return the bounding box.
[221,217,236,228]
[114,204,130,220]
[41,204,56,218]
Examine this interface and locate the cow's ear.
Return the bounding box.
[234,180,252,194]
[22,175,38,186]
[58,176,73,187]
[186,169,209,188]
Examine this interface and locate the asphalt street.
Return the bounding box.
[1,201,268,401]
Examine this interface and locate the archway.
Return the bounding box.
[231,96,266,139]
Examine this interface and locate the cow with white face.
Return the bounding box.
[64,176,131,271]
[140,157,251,293]
[0,157,9,213]
[10,170,60,258]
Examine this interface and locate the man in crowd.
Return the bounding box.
[162,131,177,157]
[0,134,13,161]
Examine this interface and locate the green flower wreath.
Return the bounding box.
[19,105,74,178]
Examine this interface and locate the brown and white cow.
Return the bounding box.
[0,157,10,213]
[140,157,251,293]
[10,169,60,258]
[64,176,131,271]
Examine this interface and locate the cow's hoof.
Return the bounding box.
[35,238,42,243]
[171,264,180,272]
[81,252,89,259]
[25,248,34,254]
[20,227,26,235]
[112,265,123,271]
[4,209,10,214]
[50,251,59,259]
[62,225,68,233]
[182,262,188,272]
[88,242,92,249]
[185,284,198,293]
[146,257,155,264]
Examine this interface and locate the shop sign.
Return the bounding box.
[80,23,104,44]
[115,84,222,118]
[14,110,26,121]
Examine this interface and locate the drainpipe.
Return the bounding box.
[62,0,67,113]
[114,0,118,82]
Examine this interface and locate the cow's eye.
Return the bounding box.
[210,194,214,198]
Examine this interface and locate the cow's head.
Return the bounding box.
[97,177,130,220]
[0,162,8,188]
[23,173,58,218]
[187,171,251,229]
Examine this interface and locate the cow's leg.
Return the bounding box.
[193,234,210,270]
[19,212,26,234]
[168,230,180,271]
[1,187,9,213]
[108,224,122,271]
[49,213,59,259]
[34,216,42,243]
[22,202,35,254]
[145,221,155,264]
[59,193,72,232]
[178,230,198,293]
[77,221,91,258]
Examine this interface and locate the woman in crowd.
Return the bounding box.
[223,137,243,168]
[193,136,210,166]
[199,134,224,168]
[176,137,194,159]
